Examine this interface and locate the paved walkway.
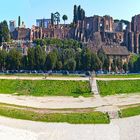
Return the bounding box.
[90,77,99,95]
[0,115,140,140]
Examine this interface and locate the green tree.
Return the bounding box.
[0,50,7,70]
[21,55,28,70]
[45,51,57,70]
[123,63,128,73]
[6,49,22,70]
[111,58,117,72]
[98,49,105,69]
[34,46,46,70]
[128,60,134,72]
[27,47,35,70]
[0,21,10,43]
[18,16,21,27]
[75,50,82,70]
[81,48,91,70]
[128,54,139,72]
[51,13,54,26]
[56,61,63,70]
[62,15,68,24]
[64,58,76,71]
[62,48,75,63]
[134,57,140,72]
[77,5,81,20]
[116,58,123,72]
[73,5,78,24]
[77,5,85,21]
[91,53,101,71]
[80,9,85,20]
[54,12,60,25]
[97,49,109,71]
[103,57,109,71]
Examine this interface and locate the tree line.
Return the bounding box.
[0,38,109,72]
[1,38,140,73]
[73,5,85,24]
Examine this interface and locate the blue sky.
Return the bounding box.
[1,0,140,28]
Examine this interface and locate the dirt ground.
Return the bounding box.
[0,93,139,111]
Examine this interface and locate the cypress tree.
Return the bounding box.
[18,16,21,27]
[77,5,81,20]
[73,5,78,24]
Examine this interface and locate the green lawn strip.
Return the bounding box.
[119,105,140,118]
[97,80,140,96]
[96,74,140,78]
[0,106,110,124]
[0,79,91,97]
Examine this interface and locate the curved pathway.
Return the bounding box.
[0,93,139,109]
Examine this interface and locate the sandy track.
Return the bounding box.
[1,75,140,81]
[0,115,139,140]
[0,94,139,109]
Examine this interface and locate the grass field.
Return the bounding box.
[97,80,140,96]
[96,74,140,78]
[0,104,110,124]
[0,79,91,97]
[119,105,140,118]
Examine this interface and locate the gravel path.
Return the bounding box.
[0,94,139,109]
[1,75,140,81]
[0,115,139,140]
